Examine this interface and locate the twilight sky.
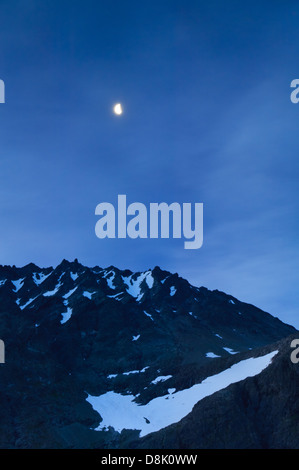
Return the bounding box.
[0,0,299,328]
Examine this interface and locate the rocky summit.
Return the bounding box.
[0,259,298,449]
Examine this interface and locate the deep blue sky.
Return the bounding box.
[0,0,299,328]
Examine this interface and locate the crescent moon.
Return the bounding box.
[113,103,123,115]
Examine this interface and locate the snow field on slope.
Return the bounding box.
[86,350,278,437]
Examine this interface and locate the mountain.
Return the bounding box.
[0,259,297,449]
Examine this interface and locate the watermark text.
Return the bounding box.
[0,339,4,363]
[290,79,299,103]
[95,195,203,249]
[0,79,4,103]
[290,338,299,364]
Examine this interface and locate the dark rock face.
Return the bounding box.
[131,336,299,449]
[0,260,297,449]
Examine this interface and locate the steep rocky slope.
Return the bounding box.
[0,260,297,448]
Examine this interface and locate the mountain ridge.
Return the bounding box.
[0,260,297,448]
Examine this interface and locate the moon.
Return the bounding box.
[113,103,123,115]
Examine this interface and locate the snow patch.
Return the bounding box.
[33,272,52,286]
[223,347,238,355]
[19,296,39,310]
[12,278,25,292]
[145,271,154,289]
[170,286,176,296]
[83,291,96,300]
[107,292,124,300]
[123,370,140,376]
[122,272,152,301]
[43,282,62,297]
[122,366,149,376]
[86,350,278,438]
[63,286,78,299]
[144,311,154,321]
[206,352,221,358]
[151,375,172,385]
[132,335,140,342]
[60,308,73,324]
[105,271,116,290]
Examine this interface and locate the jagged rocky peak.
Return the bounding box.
[0,259,298,449]
[0,259,295,346]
